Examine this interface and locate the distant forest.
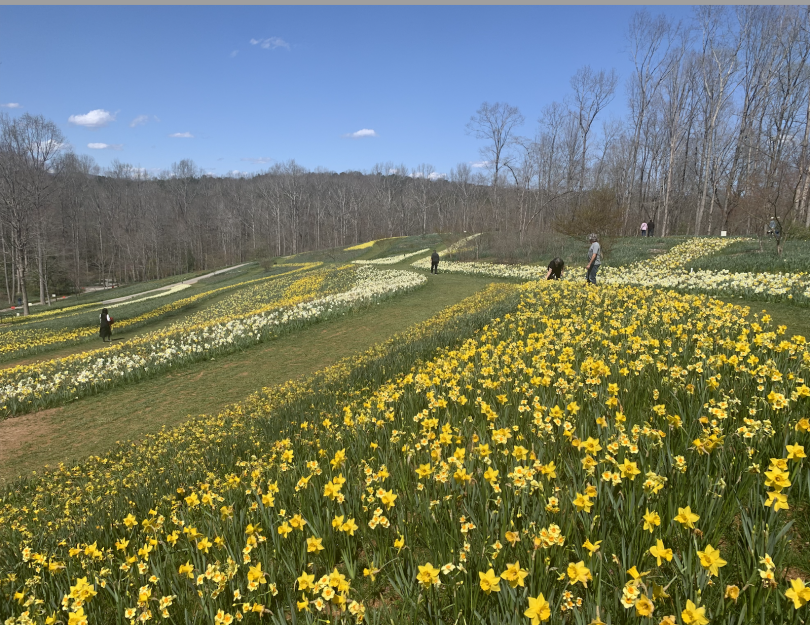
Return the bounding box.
[3,5,810,313]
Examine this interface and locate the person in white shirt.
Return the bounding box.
[586,234,602,285]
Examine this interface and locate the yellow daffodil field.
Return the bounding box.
[2,234,810,624]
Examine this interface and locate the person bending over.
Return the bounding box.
[546,257,565,280]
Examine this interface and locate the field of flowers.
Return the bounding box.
[2,273,808,624]
[416,237,810,305]
[0,265,314,363]
[0,265,425,417]
[599,239,810,304]
[352,249,429,265]
[164,263,349,330]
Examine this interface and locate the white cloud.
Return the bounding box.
[88,142,123,150]
[130,115,150,127]
[241,156,273,164]
[39,139,68,153]
[68,109,116,128]
[471,160,490,168]
[388,168,399,174]
[230,50,239,58]
[169,132,194,138]
[250,37,290,50]
[344,128,378,139]
[411,171,445,180]
[1,103,21,109]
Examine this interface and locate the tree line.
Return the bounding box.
[2,6,810,313]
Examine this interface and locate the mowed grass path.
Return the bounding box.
[0,271,501,482]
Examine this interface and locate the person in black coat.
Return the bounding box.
[545,257,565,280]
[430,250,440,274]
[100,308,113,342]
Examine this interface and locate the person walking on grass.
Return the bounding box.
[648,220,655,237]
[100,307,114,342]
[586,233,602,285]
[640,221,648,237]
[430,250,440,274]
[546,257,565,280]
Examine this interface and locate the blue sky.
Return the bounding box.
[0,5,695,178]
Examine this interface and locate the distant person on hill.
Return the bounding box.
[430,250,440,274]
[648,220,655,237]
[640,221,648,237]
[100,308,114,342]
[586,233,602,285]
[545,257,565,280]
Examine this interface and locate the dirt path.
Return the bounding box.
[99,263,251,304]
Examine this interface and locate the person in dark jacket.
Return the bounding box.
[430,250,440,274]
[100,308,113,342]
[545,257,565,280]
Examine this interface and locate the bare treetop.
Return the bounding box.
[465,102,524,229]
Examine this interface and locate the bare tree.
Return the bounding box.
[760,6,810,255]
[466,102,524,230]
[793,9,810,227]
[410,163,436,234]
[718,7,780,234]
[449,163,474,232]
[659,47,696,236]
[693,5,744,235]
[570,66,619,196]
[622,10,680,230]
[0,113,65,314]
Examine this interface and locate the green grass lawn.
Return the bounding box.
[600,235,687,266]
[690,237,810,273]
[0,271,503,482]
[276,233,459,265]
[450,231,687,267]
[369,233,451,257]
